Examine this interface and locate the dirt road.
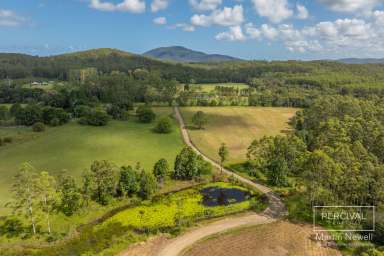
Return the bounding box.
[153,108,287,256]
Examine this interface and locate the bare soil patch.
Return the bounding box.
[183,221,341,256]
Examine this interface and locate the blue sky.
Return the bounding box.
[1,0,384,60]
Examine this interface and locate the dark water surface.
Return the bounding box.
[200,186,250,207]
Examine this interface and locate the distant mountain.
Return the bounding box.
[337,58,384,64]
[143,46,242,63]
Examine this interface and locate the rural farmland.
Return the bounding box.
[180,107,298,162]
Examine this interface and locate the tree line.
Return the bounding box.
[4,146,211,238]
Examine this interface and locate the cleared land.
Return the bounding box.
[0,107,183,214]
[180,107,298,162]
[190,83,249,92]
[183,221,341,256]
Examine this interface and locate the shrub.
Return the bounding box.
[0,106,9,120]
[79,110,109,126]
[42,107,70,126]
[32,122,45,132]
[153,116,173,134]
[136,106,156,123]
[3,137,13,143]
[107,104,127,120]
[10,103,22,117]
[50,118,60,127]
[15,104,42,126]
[73,105,92,118]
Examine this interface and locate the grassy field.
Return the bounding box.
[0,107,184,214]
[190,83,249,93]
[180,107,299,163]
[184,221,341,256]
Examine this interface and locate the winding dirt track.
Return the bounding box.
[154,108,287,256]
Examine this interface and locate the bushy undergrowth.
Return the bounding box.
[99,182,262,231]
[1,182,265,256]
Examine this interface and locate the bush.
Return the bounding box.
[50,118,60,126]
[73,105,92,118]
[42,107,70,126]
[32,122,45,132]
[107,104,128,120]
[15,104,42,126]
[153,116,173,134]
[0,106,9,120]
[79,110,109,126]
[10,103,22,117]
[3,137,13,143]
[136,106,156,123]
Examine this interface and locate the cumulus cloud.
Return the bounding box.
[0,9,26,27]
[191,5,244,27]
[153,16,167,25]
[260,24,279,39]
[317,0,383,13]
[245,23,262,39]
[172,23,195,32]
[215,26,246,41]
[296,4,309,19]
[251,0,293,23]
[151,0,169,12]
[90,0,145,13]
[189,0,222,12]
[243,16,384,56]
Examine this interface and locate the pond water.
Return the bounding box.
[200,186,250,207]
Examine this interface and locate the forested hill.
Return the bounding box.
[2,48,384,88]
[337,58,384,64]
[0,48,201,81]
[143,46,241,63]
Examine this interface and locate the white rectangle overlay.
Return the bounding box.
[313,206,375,232]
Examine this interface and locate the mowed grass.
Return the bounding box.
[191,83,249,92]
[0,107,184,214]
[180,107,299,163]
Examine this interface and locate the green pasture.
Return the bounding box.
[0,107,183,214]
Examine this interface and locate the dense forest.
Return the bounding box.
[2,48,384,87]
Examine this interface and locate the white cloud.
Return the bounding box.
[245,23,262,39]
[189,0,222,12]
[191,5,244,27]
[251,0,293,23]
[90,0,145,13]
[296,4,309,19]
[173,23,195,32]
[0,9,26,27]
[153,16,167,25]
[317,0,383,13]
[215,26,246,41]
[151,0,169,12]
[261,24,279,39]
[373,10,384,25]
[243,17,383,56]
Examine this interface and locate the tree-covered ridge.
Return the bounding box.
[2,48,384,88]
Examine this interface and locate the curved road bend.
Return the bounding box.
[155,107,287,256]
